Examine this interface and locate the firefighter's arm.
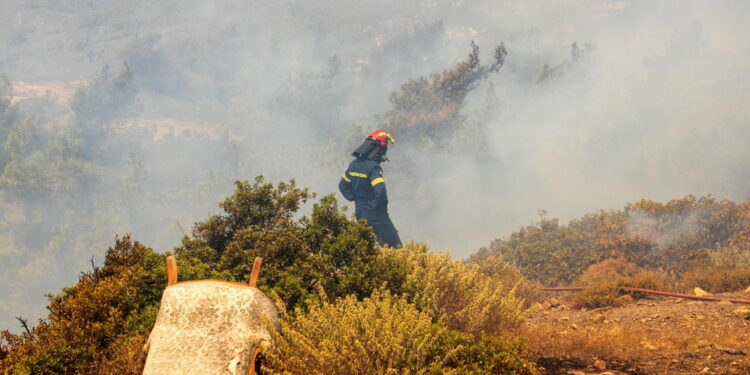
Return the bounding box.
[338,172,355,201]
[369,166,388,208]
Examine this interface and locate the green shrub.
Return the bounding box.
[175,176,381,313]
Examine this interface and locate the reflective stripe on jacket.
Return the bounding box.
[338,157,388,211]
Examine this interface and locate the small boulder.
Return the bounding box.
[548,297,561,307]
[733,307,750,319]
[693,287,710,297]
[593,359,607,371]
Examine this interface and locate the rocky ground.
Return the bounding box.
[523,292,750,375]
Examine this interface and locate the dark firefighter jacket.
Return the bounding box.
[338,157,401,248]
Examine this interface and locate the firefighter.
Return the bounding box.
[339,129,402,248]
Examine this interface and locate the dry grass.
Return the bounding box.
[523,317,750,363]
[522,292,750,375]
[521,322,651,361]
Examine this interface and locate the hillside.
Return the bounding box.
[3,181,750,374]
[4,1,750,331]
[3,1,750,373]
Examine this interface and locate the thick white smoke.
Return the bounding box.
[2,0,750,330]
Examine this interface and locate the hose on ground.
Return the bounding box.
[541,286,750,304]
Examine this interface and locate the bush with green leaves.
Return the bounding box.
[174,176,382,312]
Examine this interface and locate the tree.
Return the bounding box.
[381,41,507,143]
[0,73,19,171]
[70,64,139,160]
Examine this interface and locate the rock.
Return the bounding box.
[598,372,616,375]
[142,281,280,375]
[594,314,606,323]
[733,307,750,319]
[566,371,586,375]
[694,287,710,297]
[718,300,733,305]
[559,316,570,322]
[731,361,738,366]
[548,297,561,307]
[700,367,710,373]
[745,286,750,293]
[712,344,747,355]
[593,359,607,371]
[569,324,578,330]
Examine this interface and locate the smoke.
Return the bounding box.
[626,210,703,251]
[2,0,750,331]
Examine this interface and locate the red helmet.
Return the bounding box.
[367,129,396,147]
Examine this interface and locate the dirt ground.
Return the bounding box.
[523,292,750,375]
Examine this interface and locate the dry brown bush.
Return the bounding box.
[578,258,640,286]
[678,267,750,293]
[263,290,536,375]
[83,335,147,375]
[573,259,671,308]
[475,255,545,306]
[380,244,535,337]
